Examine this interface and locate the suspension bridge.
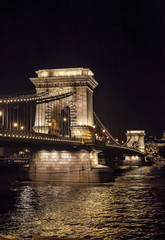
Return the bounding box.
[0,68,144,183]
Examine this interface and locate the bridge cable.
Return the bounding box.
[93,112,120,145]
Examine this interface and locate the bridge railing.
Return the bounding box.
[0,128,85,143]
[0,128,108,146]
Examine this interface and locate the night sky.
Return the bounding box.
[0,0,164,140]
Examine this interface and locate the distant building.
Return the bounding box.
[145,131,165,162]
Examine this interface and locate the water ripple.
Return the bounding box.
[0,165,165,239]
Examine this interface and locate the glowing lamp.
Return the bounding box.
[13,123,18,127]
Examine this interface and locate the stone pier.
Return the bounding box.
[123,155,144,166]
[29,149,114,183]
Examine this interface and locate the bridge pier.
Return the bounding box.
[123,155,145,166]
[29,149,114,183]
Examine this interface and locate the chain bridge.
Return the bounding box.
[0,68,144,183]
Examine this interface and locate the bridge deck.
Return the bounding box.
[0,129,143,155]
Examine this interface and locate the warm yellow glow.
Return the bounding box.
[95,133,98,136]
[36,68,94,77]
[93,125,96,128]
[20,126,24,130]
[102,129,105,133]
[121,140,124,144]
[13,123,18,127]
[48,122,52,126]
[63,118,67,122]
[116,138,118,142]
[0,111,2,116]
[126,130,146,135]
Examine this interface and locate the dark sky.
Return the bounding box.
[0,0,164,140]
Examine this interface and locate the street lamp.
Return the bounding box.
[0,111,2,127]
[13,123,18,128]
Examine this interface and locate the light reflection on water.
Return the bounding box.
[0,165,165,239]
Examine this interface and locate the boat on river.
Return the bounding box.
[0,157,29,167]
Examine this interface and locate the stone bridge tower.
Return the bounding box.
[123,130,146,166]
[30,68,98,139]
[126,130,146,153]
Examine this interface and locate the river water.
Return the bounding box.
[0,165,165,240]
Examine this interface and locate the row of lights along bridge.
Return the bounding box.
[0,110,123,143]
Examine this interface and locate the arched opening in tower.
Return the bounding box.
[60,106,71,137]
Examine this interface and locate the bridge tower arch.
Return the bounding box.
[30,68,98,139]
[126,130,146,153]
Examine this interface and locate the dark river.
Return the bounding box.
[0,165,165,240]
